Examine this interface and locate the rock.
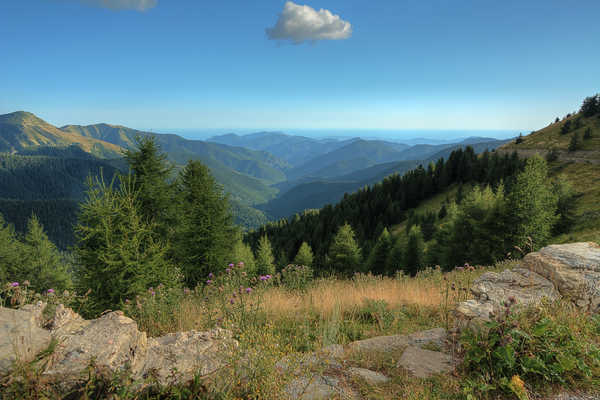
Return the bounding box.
[456,267,559,322]
[0,306,52,373]
[322,343,344,359]
[521,242,600,312]
[44,311,148,386]
[347,367,390,385]
[349,328,446,353]
[140,328,236,385]
[397,345,454,378]
[276,351,342,374]
[284,375,358,400]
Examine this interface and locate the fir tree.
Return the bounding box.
[124,135,177,238]
[75,174,179,316]
[386,236,405,274]
[568,132,581,152]
[506,155,558,251]
[22,214,71,292]
[230,237,257,277]
[0,213,25,285]
[404,225,425,276]
[366,228,393,275]
[172,160,236,287]
[328,223,362,276]
[584,127,592,139]
[293,241,314,267]
[255,235,276,276]
[552,176,577,235]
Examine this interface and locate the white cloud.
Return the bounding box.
[266,1,352,44]
[81,0,157,11]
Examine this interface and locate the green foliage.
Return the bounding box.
[280,264,313,290]
[568,132,582,152]
[552,176,578,235]
[123,135,177,238]
[20,214,71,292]
[172,160,236,288]
[230,237,257,277]
[580,94,600,117]
[255,235,276,276]
[584,127,593,139]
[386,235,405,273]
[293,241,314,267]
[74,174,179,316]
[506,155,558,250]
[460,301,600,399]
[515,133,524,144]
[404,225,425,276]
[560,120,572,135]
[328,223,363,276]
[366,228,393,275]
[0,213,71,293]
[434,185,509,268]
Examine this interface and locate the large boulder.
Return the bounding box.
[0,306,52,373]
[521,242,600,312]
[456,242,600,323]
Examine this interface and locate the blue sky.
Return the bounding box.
[1,0,599,135]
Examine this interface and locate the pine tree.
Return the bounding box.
[404,225,425,276]
[328,223,362,276]
[172,160,236,287]
[124,135,176,238]
[293,241,314,267]
[230,237,257,277]
[584,127,592,139]
[552,176,577,235]
[0,213,24,285]
[75,174,179,316]
[560,120,572,135]
[366,228,393,275]
[22,214,71,292]
[515,133,524,144]
[568,132,581,152]
[255,235,276,276]
[386,236,405,274]
[506,155,558,251]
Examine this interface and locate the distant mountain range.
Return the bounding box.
[0,111,512,246]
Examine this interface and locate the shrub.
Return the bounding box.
[546,149,559,162]
[280,264,313,290]
[460,300,600,399]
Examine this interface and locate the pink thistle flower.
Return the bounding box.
[10,282,19,287]
[47,288,55,294]
[245,288,252,294]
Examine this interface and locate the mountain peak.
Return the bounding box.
[0,111,47,125]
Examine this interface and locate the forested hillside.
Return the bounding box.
[247,147,524,270]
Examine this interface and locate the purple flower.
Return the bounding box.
[125,299,130,304]
[229,298,235,304]
[228,263,234,268]
[260,276,267,281]
[10,282,19,287]
[266,275,272,279]
[226,268,232,274]
[237,261,244,267]
[245,287,252,294]
[208,273,214,279]
[150,291,156,296]
[47,288,55,294]
[206,280,213,285]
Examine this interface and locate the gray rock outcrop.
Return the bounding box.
[397,345,454,378]
[456,242,600,322]
[0,304,236,390]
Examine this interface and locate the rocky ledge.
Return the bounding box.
[457,242,600,323]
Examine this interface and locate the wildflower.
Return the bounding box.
[226,268,232,274]
[230,298,235,304]
[208,273,214,279]
[206,280,213,285]
[237,261,244,267]
[228,263,234,268]
[266,274,272,279]
[245,288,252,294]
[10,282,19,287]
[260,276,267,281]
[125,299,131,304]
[47,288,55,294]
[150,291,156,296]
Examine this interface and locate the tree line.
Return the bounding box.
[246,147,525,271]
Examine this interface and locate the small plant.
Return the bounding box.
[546,148,559,162]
